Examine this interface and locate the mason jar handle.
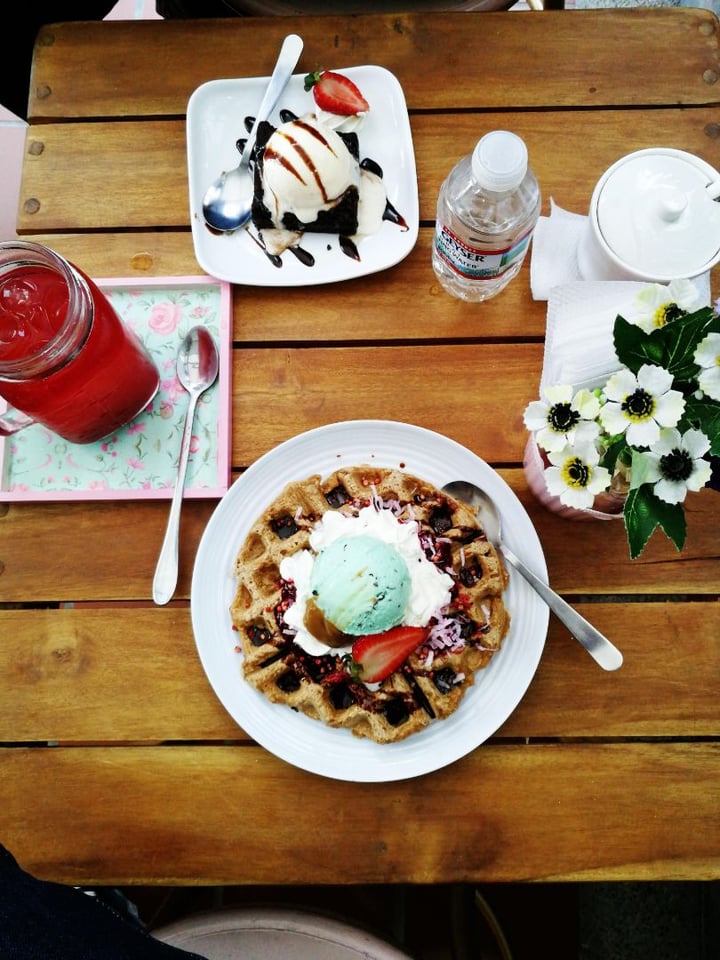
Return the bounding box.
[0,405,35,437]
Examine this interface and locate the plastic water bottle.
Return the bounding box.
[432,130,541,302]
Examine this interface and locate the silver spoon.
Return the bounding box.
[202,33,304,232]
[442,480,623,671]
[153,326,219,606]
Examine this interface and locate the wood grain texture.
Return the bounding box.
[1,472,719,604]
[17,231,554,341]
[28,11,720,120]
[229,344,543,464]
[4,233,202,283]
[1,471,718,604]
[1,602,717,744]
[2,742,718,885]
[13,230,720,346]
[18,110,720,233]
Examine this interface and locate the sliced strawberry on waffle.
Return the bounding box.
[350,626,429,683]
[304,69,370,116]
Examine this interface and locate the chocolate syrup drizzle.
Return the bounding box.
[221,109,408,268]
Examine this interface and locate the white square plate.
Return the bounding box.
[186,65,419,286]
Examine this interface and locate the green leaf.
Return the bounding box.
[623,487,656,559]
[614,307,719,382]
[599,436,629,473]
[654,496,687,553]
[614,316,663,374]
[661,308,719,382]
[623,485,686,559]
[628,449,655,489]
[682,395,720,456]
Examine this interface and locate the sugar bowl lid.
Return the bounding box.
[593,148,720,280]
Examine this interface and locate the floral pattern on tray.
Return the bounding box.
[0,276,232,501]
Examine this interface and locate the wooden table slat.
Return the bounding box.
[1,602,717,744]
[13,230,720,347]
[28,11,720,120]
[18,109,720,234]
[3,742,718,885]
[1,471,718,603]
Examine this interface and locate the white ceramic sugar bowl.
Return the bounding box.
[577,147,720,282]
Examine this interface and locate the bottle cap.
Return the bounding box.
[471,131,528,192]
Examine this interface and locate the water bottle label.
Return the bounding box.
[434,222,532,280]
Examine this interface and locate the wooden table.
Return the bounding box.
[2,9,719,887]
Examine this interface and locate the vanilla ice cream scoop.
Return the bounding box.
[261,115,359,226]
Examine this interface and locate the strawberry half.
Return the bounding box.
[350,626,429,684]
[304,69,369,116]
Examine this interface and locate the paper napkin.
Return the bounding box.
[540,280,653,392]
[531,199,712,393]
[530,199,588,301]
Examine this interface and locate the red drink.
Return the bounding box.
[0,243,159,444]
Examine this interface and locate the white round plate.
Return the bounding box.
[191,420,548,782]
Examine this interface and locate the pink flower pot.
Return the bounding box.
[523,436,625,521]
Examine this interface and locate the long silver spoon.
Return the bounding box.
[202,33,304,232]
[153,326,219,606]
[442,480,623,671]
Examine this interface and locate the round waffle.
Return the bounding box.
[230,465,510,743]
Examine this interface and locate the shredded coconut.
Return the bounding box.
[422,610,468,657]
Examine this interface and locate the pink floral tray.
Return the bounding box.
[0,275,232,501]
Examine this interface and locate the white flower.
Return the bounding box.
[544,443,612,510]
[635,428,712,504]
[693,331,720,402]
[630,279,699,334]
[523,385,600,453]
[599,364,685,448]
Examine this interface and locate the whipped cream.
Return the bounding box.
[357,166,387,237]
[315,107,367,134]
[280,505,453,657]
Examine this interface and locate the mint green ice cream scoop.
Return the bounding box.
[309,534,411,636]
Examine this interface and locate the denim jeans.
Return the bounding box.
[0,845,207,960]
